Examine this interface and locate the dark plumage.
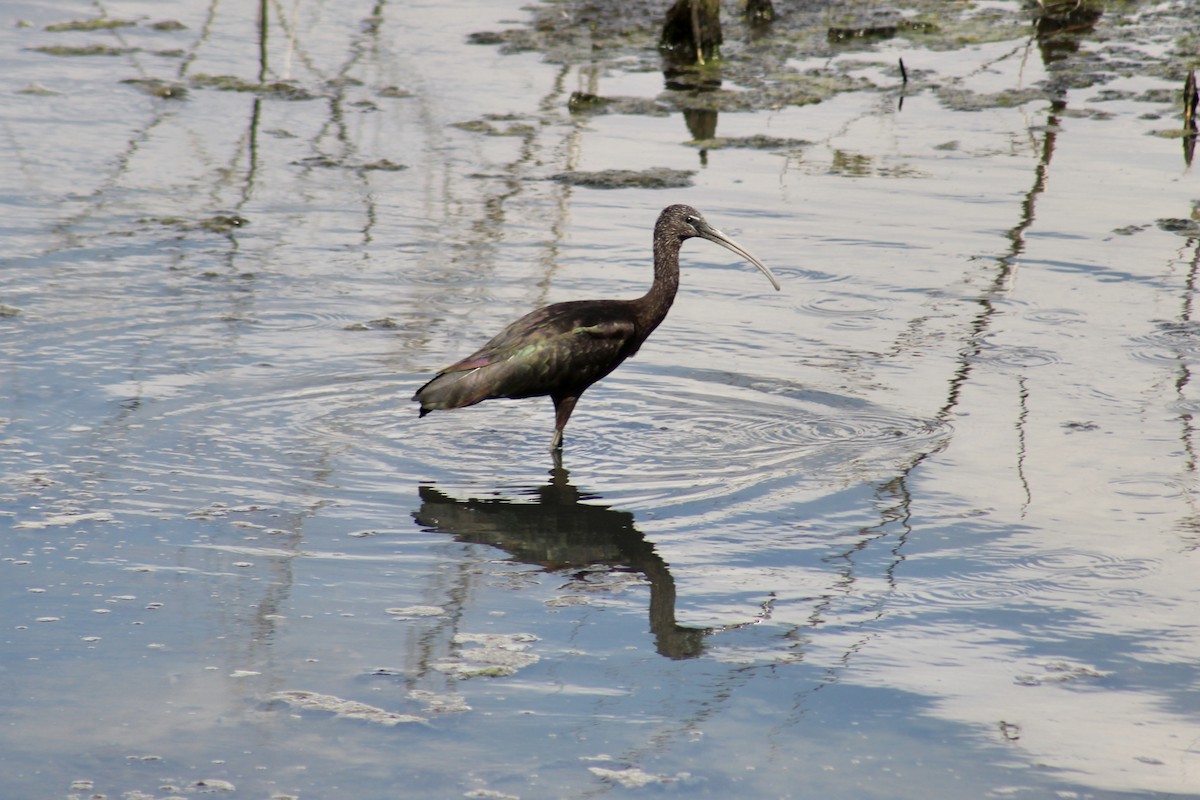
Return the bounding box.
[413,204,779,450]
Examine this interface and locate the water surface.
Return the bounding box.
[3,1,1200,798]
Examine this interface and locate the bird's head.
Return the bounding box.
[658,204,781,291]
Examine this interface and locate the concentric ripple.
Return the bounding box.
[799,293,893,331]
[1018,551,1162,582]
[1023,307,1087,327]
[1108,474,1186,499]
[967,342,1061,370]
[1127,320,1200,365]
[592,391,947,494]
[975,548,1163,586]
[897,578,1051,608]
[895,548,1162,613]
[379,366,953,518]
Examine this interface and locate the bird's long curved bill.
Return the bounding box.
[696,221,781,291]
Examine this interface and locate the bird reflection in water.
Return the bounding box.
[412,466,710,660]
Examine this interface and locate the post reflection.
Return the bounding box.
[413,467,708,660]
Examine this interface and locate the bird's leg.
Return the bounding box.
[550,395,578,451]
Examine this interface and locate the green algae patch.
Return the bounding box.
[936,86,1049,113]
[685,134,810,151]
[553,168,695,189]
[197,215,249,233]
[121,78,189,99]
[190,73,318,100]
[292,156,408,172]
[17,83,62,95]
[140,214,249,234]
[45,19,136,32]
[1151,128,1193,139]
[31,44,138,57]
[1157,218,1200,237]
[567,92,672,117]
[361,159,408,171]
[451,116,539,136]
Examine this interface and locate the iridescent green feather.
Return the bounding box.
[413,300,638,414]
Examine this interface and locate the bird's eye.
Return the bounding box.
[686,215,699,227]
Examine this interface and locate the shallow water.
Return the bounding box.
[4,0,1200,798]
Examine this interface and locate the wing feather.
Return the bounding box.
[414,301,639,413]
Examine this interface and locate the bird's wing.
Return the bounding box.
[444,306,633,373]
[414,304,637,409]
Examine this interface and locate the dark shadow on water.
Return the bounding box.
[413,466,709,659]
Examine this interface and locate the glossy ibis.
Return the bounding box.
[413,204,780,450]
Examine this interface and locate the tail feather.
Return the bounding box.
[413,368,490,414]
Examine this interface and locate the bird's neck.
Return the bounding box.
[634,232,682,334]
